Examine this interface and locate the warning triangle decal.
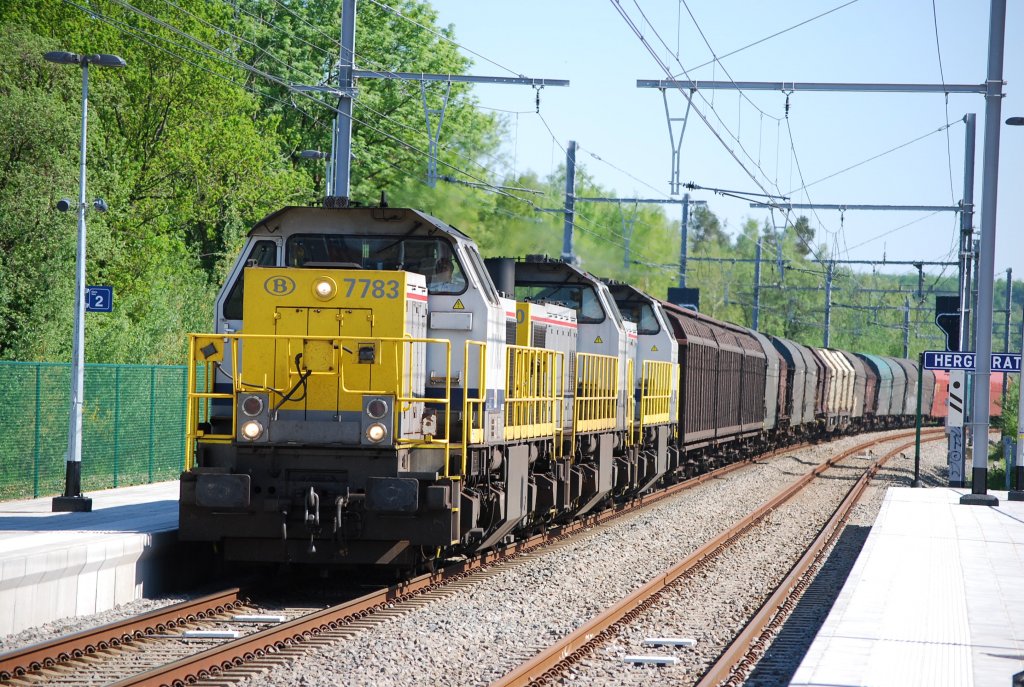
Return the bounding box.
[453,299,465,310]
[651,345,659,352]
[594,336,603,344]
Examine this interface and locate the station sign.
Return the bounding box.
[922,350,1021,372]
[85,286,113,313]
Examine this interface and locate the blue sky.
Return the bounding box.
[425,0,1023,290]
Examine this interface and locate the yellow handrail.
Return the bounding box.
[626,358,635,445]
[462,340,488,459]
[571,352,619,459]
[504,345,564,447]
[637,360,677,442]
[185,333,457,475]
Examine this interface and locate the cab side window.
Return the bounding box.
[222,240,277,320]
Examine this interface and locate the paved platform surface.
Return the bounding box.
[792,487,1024,687]
[0,482,180,636]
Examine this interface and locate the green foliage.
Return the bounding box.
[790,216,815,256]
[0,4,317,363]
[689,205,729,250]
[1003,378,1019,437]
[0,2,999,371]
[0,1,509,366]
[673,208,971,357]
[0,27,78,360]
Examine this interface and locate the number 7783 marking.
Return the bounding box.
[342,278,400,299]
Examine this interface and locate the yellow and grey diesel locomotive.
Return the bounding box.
[180,205,679,566]
[179,202,937,568]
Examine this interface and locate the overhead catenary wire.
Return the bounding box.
[678,0,781,124]
[60,0,327,130]
[213,11,666,259]
[72,0,585,231]
[579,146,671,200]
[82,0,547,209]
[843,211,945,252]
[267,0,346,55]
[683,0,862,74]
[611,0,840,285]
[223,0,522,177]
[785,119,962,195]
[365,0,524,78]
[78,0,967,315]
[203,0,547,191]
[930,0,957,204]
[632,2,785,198]
[610,0,781,199]
[248,0,723,267]
[117,0,571,205]
[626,1,971,308]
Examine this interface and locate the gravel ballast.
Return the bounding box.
[219,431,932,687]
[0,430,952,687]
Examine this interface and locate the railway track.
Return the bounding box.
[491,428,944,687]
[0,429,936,686]
[0,436,789,685]
[0,589,247,684]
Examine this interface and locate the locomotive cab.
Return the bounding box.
[491,255,634,513]
[604,282,680,491]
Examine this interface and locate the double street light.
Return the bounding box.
[44,51,126,513]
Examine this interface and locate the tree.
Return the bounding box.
[0,6,310,362]
[1,1,507,363]
[0,27,78,359]
[689,205,728,249]
[790,215,815,256]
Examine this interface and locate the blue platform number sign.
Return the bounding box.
[86,286,113,313]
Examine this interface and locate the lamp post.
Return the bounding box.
[1006,116,1024,500]
[45,51,126,513]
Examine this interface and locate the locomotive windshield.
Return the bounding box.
[613,299,660,335]
[286,234,467,295]
[222,239,279,320]
[515,282,605,323]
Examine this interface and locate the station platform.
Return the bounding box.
[792,487,1024,687]
[0,481,183,636]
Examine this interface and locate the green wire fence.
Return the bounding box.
[0,361,190,500]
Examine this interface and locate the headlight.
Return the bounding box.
[365,422,387,443]
[366,398,388,419]
[241,420,264,441]
[313,277,336,300]
[241,395,264,416]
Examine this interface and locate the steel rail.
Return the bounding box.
[695,433,944,687]
[0,588,244,680]
[489,428,941,687]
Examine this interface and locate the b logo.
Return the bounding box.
[264,275,296,296]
